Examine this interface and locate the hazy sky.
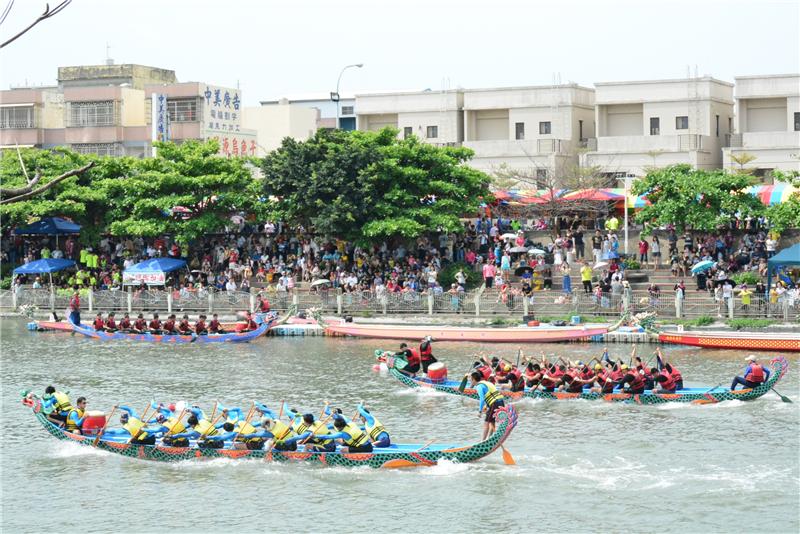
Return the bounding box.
[1,0,798,105]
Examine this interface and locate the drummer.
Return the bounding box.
[419,336,437,374]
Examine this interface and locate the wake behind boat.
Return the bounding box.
[21,393,517,468]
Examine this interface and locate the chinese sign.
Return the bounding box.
[151,93,169,143]
[201,84,256,157]
[123,271,166,286]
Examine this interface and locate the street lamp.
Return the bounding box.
[332,63,363,129]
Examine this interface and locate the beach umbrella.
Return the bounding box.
[509,246,528,253]
[514,266,534,277]
[311,279,332,287]
[501,233,518,240]
[593,262,608,270]
[602,251,620,260]
[527,248,546,255]
[691,260,715,274]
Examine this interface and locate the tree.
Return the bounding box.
[730,152,757,173]
[765,170,800,233]
[261,128,492,241]
[100,140,269,244]
[632,165,764,232]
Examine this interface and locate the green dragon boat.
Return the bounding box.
[21,393,517,468]
[378,352,789,405]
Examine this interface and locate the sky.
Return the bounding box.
[0,0,798,105]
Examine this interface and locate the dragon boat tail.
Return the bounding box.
[21,394,517,468]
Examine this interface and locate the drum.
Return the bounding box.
[527,320,540,327]
[81,411,106,435]
[427,362,447,381]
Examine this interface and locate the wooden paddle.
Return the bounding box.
[93,405,117,446]
[127,404,153,444]
[515,347,522,368]
[229,404,256,446]
[208,402,218,422]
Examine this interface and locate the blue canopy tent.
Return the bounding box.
[123,258,187,286]
[13,258,76,287]
[767,243,800,291]
[13,217,82,248]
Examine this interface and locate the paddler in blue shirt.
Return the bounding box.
[100,406,156,445]
[321,415,373,453]
[41,385,73,426]
[469,371,505,440]
[731,355,771,390]
[170,408,222,448]
[357,404,391,448]
[239,416,301,451]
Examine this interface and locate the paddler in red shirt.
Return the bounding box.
[104,312,118,332]
[177,314,192,334]
[258,295,271,313]
[208,313,225,334]
[162,314,177,334]
[92,313,105,331]
[118,313,132,333]
[148,313,163,334]
[132,313,147,333]
[195,314,208,335]
[419,336,437,373]
[242,311,258,331]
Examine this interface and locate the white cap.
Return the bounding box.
[745,355,757,362]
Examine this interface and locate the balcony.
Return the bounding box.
[464,139,569,158]
[595,134,704,153]
[0,128,43,146]
[729,131,800,149]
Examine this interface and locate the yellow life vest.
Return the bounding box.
[307,421,332,445]
[65,408,84,432]
[193,419,218,437]
[341,422,369,448]
[123,418,149,440]
[233,420,258,442]
[479,380,503,408]
[53,391,73,413]
[270,420,294,442]
[163,416,186,436]
[292,417,311,436]
[365,417,387,442]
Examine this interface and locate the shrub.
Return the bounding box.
[691,316,714,326]
[0,276,10,290]
[732,272,761,286]
[727,318,775,330]
[438,262,481,290]
[624,259,641,270]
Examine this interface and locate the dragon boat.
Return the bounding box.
[379,352,789,405]
[69,311,280,343]
[21,394,517,468]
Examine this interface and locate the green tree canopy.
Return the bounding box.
[632,165,764,232]
[261,128,492,242]
[765,170,800,233]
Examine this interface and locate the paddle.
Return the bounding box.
[458,368,471,393]
[500,445,516,466]
[299,413,335,446]
[262,400,286,461]
[127,403,153,444]
[771,388,793,403]
[229,404,256,447]
[93,405,117,446]
[515,347,522,368]
[208,402,218,423]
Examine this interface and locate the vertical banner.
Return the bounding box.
[152,93,170,156]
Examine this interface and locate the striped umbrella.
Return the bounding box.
[746,184,799,206]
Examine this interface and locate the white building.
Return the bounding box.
[462,84,595,183]
[723,74,800,178]
[582,77,734,179]
[356,89,463,146]
[259,95,356,130]
[242,99,319,156]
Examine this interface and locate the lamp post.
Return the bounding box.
[623,175,632,255]
[332,63,363,129]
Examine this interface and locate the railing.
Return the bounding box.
[6,287,798,321]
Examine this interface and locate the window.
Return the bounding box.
[675,116,689,130]
[71,143,120,156]
[794,112,800,131]
[716,115,720,137]
[403,126,413,139]
[728,117,733,133]
[0,106,35,128]
[341,105,354,116]
[535,168,548,188]
[68,101,116,127]
[539,121,551,135]
[426,125,438,139]
[578,119,584,141]
[649,117,660,136]
[515,122,525,140]
[167,98,198,122]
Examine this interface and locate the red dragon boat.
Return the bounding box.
[658,330,800,352]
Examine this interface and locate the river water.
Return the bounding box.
[1,317,798,533]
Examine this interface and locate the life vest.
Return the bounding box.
[659,372,676,391]
[195,321,206,333]
[477,365,492,381]
[209,320,221,332]
[419,343,433,360]
[234,420,258,442]
[580,368,595,381]
[193,419,219,437]
[149,319,161,330]
[341,422,369,448]
[123,418,149,440]
[292,417,310,436]
[134,319,146,330]
[106,319,116,329]
[163,416,186,436]
[270,420,294,441]
[669,366,683,382]
[307,421,333,445]
[178,320,191,333]
[93,318,104,330]
[259,299,270,312]
[507,368,522,382]
[163,320,176,332]
[244,319,258,331]
[610,368,624,381]
[65,408,84,432]
[478,381,503,408]
[628,371,645,391]
[69,295,80,311]
[745,364,765,384]
[119,318,131,329]
[365,417,387,442]
[407,348,421,366]
[53,391,73,413]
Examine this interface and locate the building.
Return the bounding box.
[0,63,256,157]
[259,95,357,130]
[582,76,734,179]
[242,99,319,156]
[356,89,463,146]
[723,74,800,179]
[462,84,596,183]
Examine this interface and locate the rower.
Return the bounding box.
[103,312,117,332]
[195,314,208,335]
[523,362,542,388]
[397,343,421,376]
[634,356,655,390]
[324,415,373,453]
[619,366,647,394]
[92,313,105,331]
[132,313,147,333]
[419,336,437,374]
[178,314,192,335]
[539,363,564,393]
[469,371,505,440]
[205,415,261,450]
[656,348,683,390]
[171,409,222,448]
[162,314,177,334]
[118,313,132,333]
[148,314,163,334]
[147,412,189,447]
[102,406,156,444]
[258,295,271,313]
[242,311,258,332]
[65,396,87,434]
[357,404,391,448]
[473,361,493,381]
[208,313,225,334]
[42,385,73,426]
[652,367,677,393]
[240,416,300,451]
[731,355,771,391]
[293,413,336,452]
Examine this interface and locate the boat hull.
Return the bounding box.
[326,322,608,343]
[35,320,244,333]
[22,396,516,467]
[384,354,788,405]
[659,331,800,352]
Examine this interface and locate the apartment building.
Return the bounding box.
[0,63,255,157]
[462,84,595,182]
[259,95,357,130]
[582,77,734,179]
[356,89,464,146]
[723,74,800,178]
[243,99,319,155]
